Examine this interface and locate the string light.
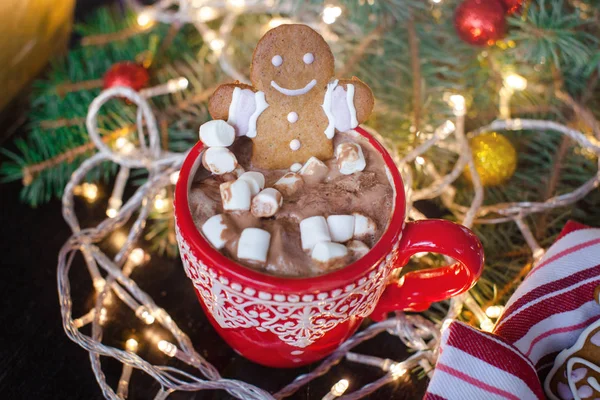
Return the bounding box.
[137,11,154,29]
[135,306,155,325]
[153,195,169,213]
[228,0,245,10]
[390,363,407,380]
[485,305,505,319]
[504,73,527,91]
[118,338,138,399]
[415,156,425,165]
[93,277,106,292]
[323,5,342,24]
[447,94,466,116]
[114,137,135,154]
[480,319,495,332]
[499,73,527,119]
[322,379,349,400]
[125,338,139,352]
[169,171,180,185]
[196,7,219,22]
[74,182,99,202]
[129,248,146,266]
[158,340,177,357]
[167,77,189,92]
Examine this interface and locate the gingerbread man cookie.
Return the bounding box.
[545,289,600,400]
[208,24,374,169]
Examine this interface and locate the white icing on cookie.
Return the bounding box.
[287,112,298,123]
[303,53,314,64]
[227,87,242,134]
[321,79,339,139]
[247,91,269,138]
[289,139,301,151]
[271,79,317,96]
[290,163,302,172]
[346,83,358,128]
[272,55,283,67]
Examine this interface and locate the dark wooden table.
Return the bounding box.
[0,1,429,398]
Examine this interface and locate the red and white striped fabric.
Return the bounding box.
[425,221,600,400]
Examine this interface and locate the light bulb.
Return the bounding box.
[125,338,139,352]
[158,340,177,357]
[135,306,155,325]
[209,38,225,52]
[390,363,407,380]
[167,77,189,92]
[331,379,349,396]
[447,94,466,116]
[480,319,495,332]
[78,183,99,202]
[153,196,169,213]
[228,0,245,9]
[415,156,425,165]
[485,305,505,319]
[169,171,180,185]
[137,11,154,29]
[323,5,342,24]
[504,73,527,91]
[197,7,218,22]
[129,248,146,266]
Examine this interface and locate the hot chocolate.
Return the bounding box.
[189,130,394,277]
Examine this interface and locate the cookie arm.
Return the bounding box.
[208,82,255,120]
[337,77,374,124]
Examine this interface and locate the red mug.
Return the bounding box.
[174,127,484,368]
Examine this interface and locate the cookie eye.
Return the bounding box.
[303,53,314,65]
[272,55,283,67]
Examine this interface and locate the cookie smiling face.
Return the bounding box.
[250,24,335,101]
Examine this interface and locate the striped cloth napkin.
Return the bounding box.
[425,221,600,400]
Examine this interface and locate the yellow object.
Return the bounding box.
[0,0,75,110]
[464,132,518,187]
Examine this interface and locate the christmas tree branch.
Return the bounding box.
[21,126,132,185]
[407,13,422,136]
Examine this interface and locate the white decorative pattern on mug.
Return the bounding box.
[176,227,397,348]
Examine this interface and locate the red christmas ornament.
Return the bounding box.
[103,62,149,91]
[500,0,525,15]
[454,0,507,46]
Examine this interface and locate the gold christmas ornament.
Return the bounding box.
[464,132,517,187]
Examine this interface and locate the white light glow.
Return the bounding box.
[331,379,349,396]
[137,11,153,29]
[415,156,425,165]
[125,338,139,352]
[504,73,527,91]
[169,171,180,185]
[197,7,218,21]
[158,340,177,357]
[480,319,495,332]
[390,363,407,380]
[485,305,505,319]
[136,306,155,325]
[129,248,146,266]
[323,5,342,24]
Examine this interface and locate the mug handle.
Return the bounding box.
[370,219,484,321]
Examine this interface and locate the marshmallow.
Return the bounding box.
[311,242,348,264]
[237,228,271,264]
[290,163,302,172]
[335,142,366,175]
[199,120,235,147]
[202,147,238,175]
[251,188,283,218]
[299,156,329,182]
[327,215,355,243]
[300,216,331,252]
[352,213,377,239]
[273,173,303,196]
[220,179,252,211]
[346,240,370,258]
[201,214,229,250]
[238,171,265,196]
